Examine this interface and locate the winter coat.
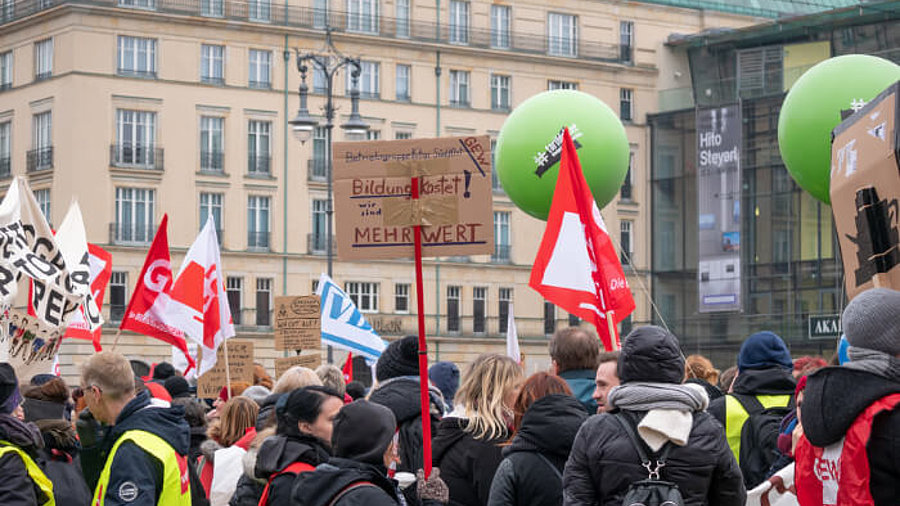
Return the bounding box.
[433,416,509,506]
[562,410,746,506]
[708,366,796,425]
[34,419,91,506]
[255,394,282,431]
[369,376,444,475]
[685,378,723,402]
[800,366,900,505]
[488,394,588,506]
[558,370,596,414]
[255,433,331,505]
[228,438,266,506]
[0,413,51,506]
[293,457,437,506]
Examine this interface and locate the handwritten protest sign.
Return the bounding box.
[3,308,63,380]
[332,136,494,260]
[197,340,254,398]
[274,296,321,351]
[275,354,323,378]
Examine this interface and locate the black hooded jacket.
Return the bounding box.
[708,366,796,425]
[369,376,443,474]
[433,416,509,506]
[292,458,404,506]
[801,366,900,505]
[0,413,50,506]
[34,419,91,506]
[487,394,588,506]
[255,432,331,505]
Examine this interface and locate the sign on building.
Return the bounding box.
[808,314,842,340]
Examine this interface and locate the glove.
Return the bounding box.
[417,467,449,504]
[76,408,108,449]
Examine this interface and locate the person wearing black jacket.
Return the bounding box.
[563,326,746,506]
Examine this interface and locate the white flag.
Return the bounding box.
[316,273,387,363]
[506,303,520,363]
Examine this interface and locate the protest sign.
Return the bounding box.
[196,340,254,398]
[332,135,494,260]
[274,296,321,351]
[3,308,63,380]
[274,354,323,378]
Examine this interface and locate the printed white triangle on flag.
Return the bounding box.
[541,212,595,293]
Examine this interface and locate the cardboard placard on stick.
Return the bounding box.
[197,340,255,398]
[275,354,323,379]
[332,135,494,260]
[274,296,321,351]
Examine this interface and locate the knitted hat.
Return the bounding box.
[842,288,900,356]
[30,374,57,386]
[164,376,191,399]
[0,363,21,415]
[332,400,396,465]
[375,335,420,382]
[428,362,460,403]
[241,385,271,405]
[618,326,685,384]
[152,362,176,381]
[738,332,793,372]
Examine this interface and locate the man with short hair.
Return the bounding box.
[79,351,191,506]
[591,351,620,414]
[550,327,601,413]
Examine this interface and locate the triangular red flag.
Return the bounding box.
[529,128,635,351]
[342,352,353,383]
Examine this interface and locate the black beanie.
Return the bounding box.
[164,376,191,399]
[618,326,685,384]
[375,336,420,382]
[0,363,20,415]
[152,362,176,381]
[332,400,396,465]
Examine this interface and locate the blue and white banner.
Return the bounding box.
[316,273,387,363]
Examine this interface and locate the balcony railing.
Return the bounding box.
[307,233,335,255]
[110,144,164,170]
[200,150,224,173]
[34,71,51,81]
[248,231,270,250]
[249,79,270,89]
[492,244,511,263]
[248,154,270,175]
[109,222,156,245]
[26,147,53,172]
[201,75,224,85]
[117,68,157,79]
[308,158,327,182]
[0,156,9,178]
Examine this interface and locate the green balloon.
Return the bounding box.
[495,90,630,220]
[778,54,900,204]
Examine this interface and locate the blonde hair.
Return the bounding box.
[273,366,322,394]
[685,355,720,385]
[208,397,258,447]
[81,352,135,400]
[315,364,346,397]
[454,354,523,441]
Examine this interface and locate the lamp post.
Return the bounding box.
[289,28,369,279]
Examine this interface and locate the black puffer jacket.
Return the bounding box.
[34,419,91,506]
[488,394,588,506]
[801,366,900,505]
[708,367,796,425]
[369,376,443,474]
[255,433,331,505]
[292,458,406,506]
[433,416,508,506]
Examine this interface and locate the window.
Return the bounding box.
[201,44,225,84]
[348,61,379,99]
[568,313,580,327]
[201,0,223,16]
[491,74,510,111]
[109,272,127,322]
[620,220,632,265]
[313,0,328,28]
[115,187,155,243]
[119,0,155,9]
[256,278,272,326]
[312,67,326,94]
[620,88,633,121]
[249,49,271,88]
[34,189,50,223]
[29,111,52,171]
[543,301,556,334]
[621,151,634,200]
[0,51,11,90]
[395,132,412,140]
[310,127,327,180]
[394,283,409,313]
[396,0,409,38]
[473,286,486,333]
[491,139,503,192]
[493,211,510,262]
[310,199,327,253]
[347,0,378,34]
[396,64,410,101]
[620,21,634,63]
[547,13,577,57]
[0,121,9,177]
[449,1,469,44]
[1,0,12,21]
[366,130,381,140]
[620,314,633,337]
[247,196,270,249]
[491,5,510,49]
[200,116,224,172]
[115,110,157,167]
[248,120,271,175]
[345,282,379,312]
[548,80,577,91]
[227,277,243,325]
[117,36,157,77]
[447,285,460,332]
[449,70,469,107]
[199,192,223,236]
[498,288,511,334]
[34,39,52,80]
[249,0,271,22]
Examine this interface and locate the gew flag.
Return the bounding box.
[316,273,387,363]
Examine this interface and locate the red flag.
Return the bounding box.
[529,128,635,351]
[342,352,353,383]
[120,215,196,372]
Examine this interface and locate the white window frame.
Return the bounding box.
[249,0,271,22]
[1,0,14,21]
[621,151,634,200]
[200,116,224,172]
[472,286,487,334]
[347,0,378,34]
[249,49,271,88]
[34,38,53,79]
[449,70,469,106]
[256,278,273,326]
[311,198,327,252]
[33,111,51,150]
[248,120,271,174]
[548,80,577,91]
[226,277,243,325]
[115,109,156,166]
[115,187,155,244]
[498,287,512,334]
[109,271,128,321]
[199,192,223,233]
[117,36,157,77]
[201,0,224,17]
[394,283,410,314]
[620,88,634,121]
[119,0,156,9]
[313,0,328,28]
[490,74,510,111]
[491,4,510,49]
[446,285,461,332]
[0,121,10,175]
[547,13,577,57]
[620,220,633,265]
[347,61,379,98]
[395,64,410,101]
[201,44,225,84]
[395,0,410,38]
[247,195,270,249]
[620,20,634,63]
[34,189,50,223]
[493,211,510,259]
[0,51,12,89]
[449,0,469,44]
[395,131,412,140]
[345,282,379,313]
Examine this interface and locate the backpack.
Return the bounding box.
[732,393,793,488]
[614,413,684,506]
[257,461,315,506]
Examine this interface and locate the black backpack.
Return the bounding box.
[732,393,793,489]
[614,414,684,506]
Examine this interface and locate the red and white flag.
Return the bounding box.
[119,214,196,372]
[64,244,112,351]
[529,128,635,351]
[168,215,234,376]
[342,352,353,383]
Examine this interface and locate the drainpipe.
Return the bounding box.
[435,51,441,137]
[282,35,289,296]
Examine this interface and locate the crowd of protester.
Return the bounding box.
[0,286,897,505]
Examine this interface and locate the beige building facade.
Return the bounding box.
[0,0,759,383]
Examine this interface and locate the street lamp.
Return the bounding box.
[289,28,369,279]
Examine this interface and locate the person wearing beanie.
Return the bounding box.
[293,400,449,506]
[241,385,271,405]
[794,288,900,506]
[0,363,56,505]
[563,326,745,506]
[151,361,176,383]
[429,362,460,411]
[164,376,192,400]
[708,330,796,488]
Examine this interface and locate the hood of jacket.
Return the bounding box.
[801,366,900,447]
[35,419,79,454]
[431,416,469,465]
[0,413,43,453]
[107,391,190,455]
[505,394,587,460]
[254,432,331,479]
[292,457,398,506]
[369,376,444,423]
[731,366,796,396]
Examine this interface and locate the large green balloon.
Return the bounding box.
[778,55,900,204]
[495,90,629,220]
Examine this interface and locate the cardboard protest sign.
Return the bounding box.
[332,136,494,260]
[831,82,900,299]
[274,296,321,351]
[274,354,323,379]
[196,339,254,398]
[2,308,63,380]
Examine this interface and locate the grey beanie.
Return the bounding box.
[842,288,900,356]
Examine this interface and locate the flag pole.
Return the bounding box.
[411,175,433,477]
[112,329,122,351]
[605,310,619,350]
